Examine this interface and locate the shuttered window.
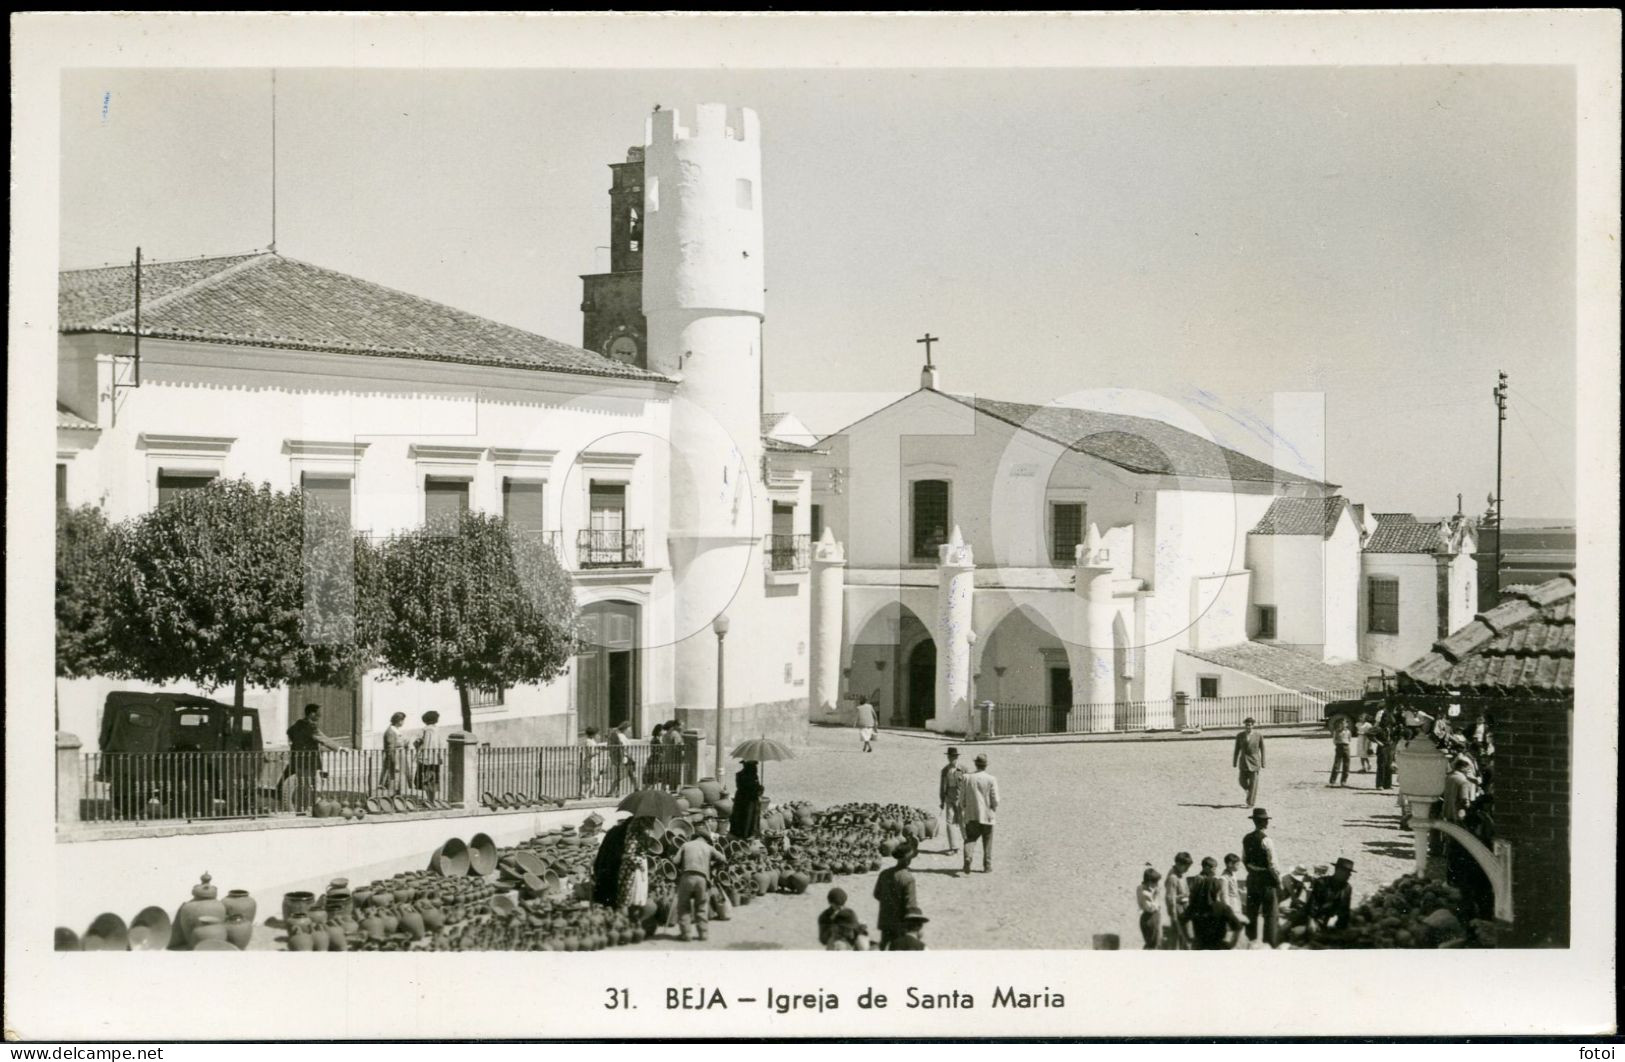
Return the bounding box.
[424,476,470,529]
[1051,502,1085,563]
[502,479,546,533]
[1368,578,1400,634]
[301,473,353,531]
[157,471,215,507]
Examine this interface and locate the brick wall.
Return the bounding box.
[1491,698,1572,946]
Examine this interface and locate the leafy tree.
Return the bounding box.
[56,504,125,680]
[110,478,381,707]
[377,511,581,733]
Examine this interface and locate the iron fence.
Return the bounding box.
[476,741,677,804]
[765,533,811,572]
[79,747,447,823]
[984,690,1364,738]
[577,529,645,568]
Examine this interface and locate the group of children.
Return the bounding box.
[1137,850,1354,950]
[816,886,929,951]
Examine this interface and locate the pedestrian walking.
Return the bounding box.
[380,712,409,795]
[1184,856,1244,950]
[1371,721,1394,790]
[958,753,999,874]
[1241,807,1282,949]
[673,824,727,942]
[938,746,967,855]
[1328,717,1352,787]
[855,695,878,753]
[873,838,920,950]
[1232,717,1266,807]
[281,703,344,812]
[606,720,639,793]
[414,711,443,801]
[1356,713,1374,773]
[579,726,604,797]
[1163,852,1193,950]
[661,720,684,790]
[1136,867,1163,950]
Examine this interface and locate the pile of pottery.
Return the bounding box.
[431,895,645,952]
[1307,874,1486,950]
[56,871,259,952]
[480,791,567,811]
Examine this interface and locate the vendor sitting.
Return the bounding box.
[1306,858,1355,936]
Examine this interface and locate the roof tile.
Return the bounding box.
[1178,641,1382,694]
[1250,496,1351,537]
[1399,574,1575,695]
[1364,513,1447,553]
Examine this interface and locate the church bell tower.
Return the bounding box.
[579,146,648,367]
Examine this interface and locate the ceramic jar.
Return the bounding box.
[191,915,228,946]
[696,778,723,805]
[224,914,254,950]
[223,889,257,925]
[281,891,316,923]
[177,872,228,948]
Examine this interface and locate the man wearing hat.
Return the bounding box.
[938,747,968,855]
[1232,717,1266,807]
[959,753,1000,874]
[873,838,919,950]
[1304,857,1355,938]
[1241,807,1281,948]
[1184,856,1244,950]
[890,906,929,950]
[1441,753,1481,892]
[673,822,728,942]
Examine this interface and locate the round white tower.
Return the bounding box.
[643,104,769,713]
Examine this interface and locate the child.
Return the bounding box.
[1137,866,1163,950]
[826,908,867,951]
[817,887,849,947]
[891,906,928,950]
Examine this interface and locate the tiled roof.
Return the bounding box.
[763,435,825,454]
[1364,513,1447,553]
[1179,642,1383,695]
[57,402,97,430]
[1400,575,1576,695]
[1250,495,1352,537]
[944,395,1326,486]
[59,252,667,382]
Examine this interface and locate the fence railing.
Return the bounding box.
[765,533,811,572]
[78,748,450,823]
[577,529,645,569]
[475,742,685,804]
[984,689,1363,738]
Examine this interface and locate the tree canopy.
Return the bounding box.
[56,503,125,680]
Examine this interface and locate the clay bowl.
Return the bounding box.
[468,833,499,877]
[128,906,173,951]
[489,894,518,916]
[514,851,547,878]
[365,797,385,815]
[390,796,412,814]
[433,837,471,878]
[54,927,82,951]
[82,912,130,951]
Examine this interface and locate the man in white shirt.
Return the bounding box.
[959,754,1000,874]
[855,695,878,753]
[413,710,444,801]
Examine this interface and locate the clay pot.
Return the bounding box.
[192,916,228,946]
[421,905,446,932]
[433,838,471,877]
[310,923,330,952]
[224,914,253,950]
[380,910,400,935]
[370,891,394,908]
[697,778,723,805]
[395,884,417,905]
[281,891,316,924]
[327,924,348,952]
[468,834,499,877]
[128,906,173,951]
[679,785,705,808]
[784,871,811,895]
[673,795,691,815]
[399,909,426,941]
[223,889,257,925]
[83,913,130,951]
[177,872,227,948]
[362,914,386,942]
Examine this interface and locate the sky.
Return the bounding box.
[59,66,1578,520]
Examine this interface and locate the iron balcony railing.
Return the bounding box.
[765,533,811,572]
[983,689,1363,738]
[77,747,447,824]
[577,528,644,569]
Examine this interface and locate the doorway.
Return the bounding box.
[905,639,936,728]
[578,601,640,736]
[1048,666,1073,734]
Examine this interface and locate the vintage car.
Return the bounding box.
[94,691,270,818]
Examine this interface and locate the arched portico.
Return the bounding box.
[847,599,935,728]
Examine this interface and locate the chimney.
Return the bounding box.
[920,364,939,390]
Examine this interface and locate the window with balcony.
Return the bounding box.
[157,470,216,507]
[1368,578,1400,634]
[911,479,950,561]
[424,476,470,530]
[580,482,642,567]
[766,501,809,572]
[1051,502,1085,563]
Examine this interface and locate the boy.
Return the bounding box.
[817,887,850,947]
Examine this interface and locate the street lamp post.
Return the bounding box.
[712,614,730,782]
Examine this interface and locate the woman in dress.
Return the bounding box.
[642,723,666,789]
[617,818,658,931]
[661,720,685,791]
[730,760,764,840]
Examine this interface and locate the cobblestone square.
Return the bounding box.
[667,725,1415,950]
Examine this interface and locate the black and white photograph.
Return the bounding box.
[7,10,1618,1044]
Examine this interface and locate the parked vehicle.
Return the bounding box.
[95,692,269,818]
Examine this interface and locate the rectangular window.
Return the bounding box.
[301,473,353,531]
[1051,502,1085,563]
[810,504,824,543]
[1436,563,1451,641]
[1257,605,1277,639]
[589,483,626,531]
[911,479,950,561]
[56,463,68,507]
[157,470,216,507]
[772,501,794,538]
[736,177,754,209]
[1198,676,1220,699]
[469,687,505,710]
[502,478,546,534]
[1368,578,1400,635]
[424,476,470,528]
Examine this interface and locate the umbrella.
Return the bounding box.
[617,787,681,821]
[730,736,794,783]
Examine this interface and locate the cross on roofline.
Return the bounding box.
[917,332,938,367]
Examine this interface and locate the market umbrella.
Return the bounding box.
[616,787,682,822]
[730,736,794,783]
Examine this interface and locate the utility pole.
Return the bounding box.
[1493,372,1509,604]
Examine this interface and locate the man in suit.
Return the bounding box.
[1242,806,1282,948]
[1305,857,1355,939]
[959,753,1000,874]
[1232,717,1266,807]
[938,746,967,855]
[873,839,919,950]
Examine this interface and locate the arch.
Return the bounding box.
[577,600,641,737]
[847,599,934,728]
[977,603,1075,732]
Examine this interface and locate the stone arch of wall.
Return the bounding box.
[846,598,935,728]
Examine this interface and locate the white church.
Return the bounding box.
[55,102,1477,747]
